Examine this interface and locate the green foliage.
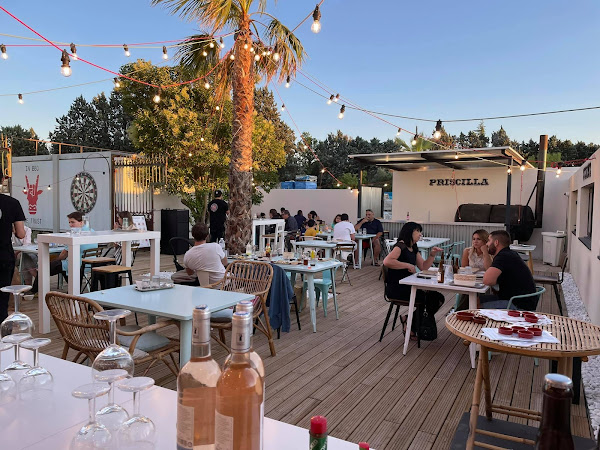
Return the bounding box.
[337,173,358,189]
[491,126,510,147]
[0,125,46,156]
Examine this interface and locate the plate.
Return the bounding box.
[448,281,485,289]
[134,284,174,292]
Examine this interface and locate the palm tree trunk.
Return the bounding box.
[226,23,254,255]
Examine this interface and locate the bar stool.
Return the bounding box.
[80,248,116,293]
[91,265,133,291]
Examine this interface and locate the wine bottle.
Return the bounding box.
[437,253,445,284]
[535,373,574,450]
[224,300,265,378]
[177,305,222,450]
[216,312,264,450]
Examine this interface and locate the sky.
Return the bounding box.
[1,0,599,147]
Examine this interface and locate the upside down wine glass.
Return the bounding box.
[0,342,17,404]
[0,285,34,340]
[117,377,156,449]
[70,383,112,449]
[2,333,32,371]
[94,369,129,431]
[19,338,54,400]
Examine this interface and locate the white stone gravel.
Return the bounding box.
[562,272,600,439]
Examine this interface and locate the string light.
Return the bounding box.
[204,81,210,89]
[209,41,215,48]
[336,183,341,187]
[303,145,308,150]
[123,44,130,57]
[433,120,442,139]
[556,167,562,175]
[266,49,271,56]
[113,77,120,88]
[273,52,280,62]
[338,104,345,119]
[162,45,168,60]
[311,5,322,33]
[22,187,26,194]
[219,37,225,48]
[60,50,72,77]
[396,128,401,136]
[334,93,340,103]
[18,93,23,104]
[200,137,205,142]
[249,47,255,53]
[520,162,526,171]
[384,183,388,187]
[281,103,285,111]
[47,185,51,190]
[507,167,512,174]
[153,88,161,103]
[285,76,291,88]
[411,127,418,146]
[254,54,260,61]
[321,168,326,173]
[70,43,78,60]
[243,43,248,50]
[454,152,459,160]
[202,50,208,57]
[215,105,220,111]
[1,44,7,60]
[327,95,333,105]
[188,151,192,157]
[229,53,235,60]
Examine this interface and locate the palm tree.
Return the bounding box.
[152,0,306,253]
[395,136,434,152]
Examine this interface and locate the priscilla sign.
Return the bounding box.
[429,178,489,187]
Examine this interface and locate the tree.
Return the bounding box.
[153,0,306,254]
[464,121,489,148]
[395,136,434,152]
[0,125,47,156]
[50,93,134,152]
[491,126,510,147]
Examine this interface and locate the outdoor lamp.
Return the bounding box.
[219,37,225,48]
[334,93,340,102]
[434,120,442,139]
[338,105,345,119]
[281,104,286,111]
[113,78,121,88]
[162,46,168,60]
[1,44,7,60]
[153,88,161,104]
[123,44,130,57]
[396,128,401,136]
[285,76,291,88]
[411,127,418,146]
[18,94,23,104]
[311,5,322,33]
[70,43,78,60]
[60,50,72,77]
[327,95,334,105]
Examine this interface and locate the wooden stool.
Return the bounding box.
[81,256,116,293]
[91,265,133,291]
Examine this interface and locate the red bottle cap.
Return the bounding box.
[310,416,327,435]
[359,443,370,449]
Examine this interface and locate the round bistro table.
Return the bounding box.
[446,310,600,450]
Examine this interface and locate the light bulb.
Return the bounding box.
[204,81,210,89]
[219,37,225,48]
[216,106,220,111]
[311,5,322,34]
[243,43,248,50]
[262,51,267,56]
[520,164,526,171]
[433,119,442,139]
[1,44,7,60]
[347,186,351,190]
[200,137,205,142]
[162,46,168,60]
[433,130,441,139]
[209,41,215,48]
[334,93,339,102]
[18,94,23,104]
[250,47,255,53]
[70,43,78,60]
[230,53,235,60]
[22,187,27,194]
[47,185,51,190]
[507,167,512,174]
[113,77,121,88]
[336,183,341,187]
[411,137,417,146]
[123,44,130,57]
[384,183,388,187]
[557,167,562,175]
[327,95,333,105]
[188,152,192,157]
[153,94,161,103]
[556,173,560,178]
[455,153,459,160]
[61,65,72,77]
[254,54,260,61]
[202,50,208,57]
[281,104,285,111]
[303,145,308,150]
[285,76,290,88]
[396,128,401,136]
[321,169,326,173]
[60,50,72,77]
[338,105,345,119]
[273,52,280,61]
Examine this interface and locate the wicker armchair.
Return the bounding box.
[45,291,180,377]
[205,261,276,356]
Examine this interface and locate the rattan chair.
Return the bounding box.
[45,291,180,377]
[206,261,276,356]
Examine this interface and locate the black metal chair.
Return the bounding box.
[533,255,568,316]
[379,265,422,347]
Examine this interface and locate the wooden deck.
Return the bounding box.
[16,249,592,449]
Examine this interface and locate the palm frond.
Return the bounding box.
[257,18,306,83]
[151,0,242,31]
[176,33,222,75]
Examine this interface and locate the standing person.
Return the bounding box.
[0,172,26,323]
[294,210,307,229]
[207,190,228,243]
[355,209,384,265]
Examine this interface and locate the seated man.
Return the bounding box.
[355,209,384,265]
[481,230,536,309]
[333,213,355,241]
[304,219,318,237]
[172,223,227,285]
[282,209,298,251]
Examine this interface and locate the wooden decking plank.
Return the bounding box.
[489,354,520,420]
[278,397,321,424]
[508,355,535,425]
[407,431,436,450]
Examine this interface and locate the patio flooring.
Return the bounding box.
[18,249,593,449]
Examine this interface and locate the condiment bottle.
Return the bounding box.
[309,416,328,450]
[358,443,369,449]
[535,373,574,450]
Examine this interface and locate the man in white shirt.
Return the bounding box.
[172,223,227,285]
[333,213,356,241]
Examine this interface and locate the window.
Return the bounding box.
[587,185,594,239]
[579,184,594,250]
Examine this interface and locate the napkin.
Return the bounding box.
[478,309,552,326]
[481,328,559,347]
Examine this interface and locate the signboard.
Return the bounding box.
[11,159,54,230]
[583,163,592,180]
[429,178,489,187]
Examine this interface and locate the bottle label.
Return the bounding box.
[176,403,194,450]
[231,329,251,352]
[309,436,328,449]
[215,411,234,450]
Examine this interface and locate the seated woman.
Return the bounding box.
[114,211,135,230]
[456,229,493,310]
[383,222,442,340]
[331,214,342,229]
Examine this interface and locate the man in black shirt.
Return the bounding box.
[207,190,228,243]
[282,209,298,251]
[0,172,26,322]
[355,209,384,265]
[482,230,537,310]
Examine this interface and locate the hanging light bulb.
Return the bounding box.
[153,88,161,104]
[396,128,401,136]
[123,44,130,57]
[219,37,225,48]
[507,167,512,174]
[433,119,442,139]
[520,162,526,171]
[22,187,27,194]
[321,168,326,173]
[285,76,291,88]
[204,81,210,89]
[266,49,272,56]
[281,104,285,111]
[273,52,280,62]
[254,54,260,61]
[411,127,418,146]
[229,53,235,60]
[327,95,334,105]
[113,77,121,88]
[1,44,7,60]
[202,50,208,57]
[303,145,308,150]
[243,43,248,50]
[338,105,345,119]
[454,152,459,160]
[334,93,340,102]
[209,41,215,48]
[216,105,220,111]
[17,94,23,104]
[250,46,255,53]
[262,51,267,56]
[60,50,72,77]
[162,46,169,60]
[311,5,322,33]
[336,183,341,187]
[70,43,78,60]
[557,167,562,175]
[200,137,205,142]
[384,183,388,187]
[188,151,192,157]
[47,185,51,190]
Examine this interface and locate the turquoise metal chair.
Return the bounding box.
[303,265,340,317]
[451,241,465,262]
[434,242,455,264]
[507,286,546,311]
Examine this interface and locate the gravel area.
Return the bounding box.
[562,273,600,439]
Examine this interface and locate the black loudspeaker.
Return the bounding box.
[161,209,189,254]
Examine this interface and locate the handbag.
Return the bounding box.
[418,309,437,341]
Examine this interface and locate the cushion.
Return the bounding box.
[211,309,233,323]
[118,325,171,353]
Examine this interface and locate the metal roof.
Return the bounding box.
[348,146,533,171]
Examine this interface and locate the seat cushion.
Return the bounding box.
[118,325,171,353]
[532,274,559,284]
[211,308,233,323]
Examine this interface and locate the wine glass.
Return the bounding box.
[94,369,129,432]
[0,285,34,338]
[19,338,53,400]
[1,333,32,371]
[117,377,156,449]
[70,383,112,449]
[0,342,17,404]
[91,309,134,376]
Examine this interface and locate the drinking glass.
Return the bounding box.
[151,276,160,289]
[0,342,17,404]
[1,333,32,371]
[81,215,91,235]
[0,285,34,338]
[117,377,156,449]
[94,369,130,431]
[71,227,82,237]
[19,338,53,399]
[70,383,112,449]
[92,309,134,377]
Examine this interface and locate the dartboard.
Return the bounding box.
[70,171,98,214]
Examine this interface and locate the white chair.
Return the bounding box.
[274,222,286,254]
[385,238,397,254]
[196,270,211,287]
[335,241,357,285]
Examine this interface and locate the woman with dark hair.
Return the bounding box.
[383,222,443,340]
[331,214,342,228]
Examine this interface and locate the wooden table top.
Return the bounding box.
[446,310,600,359]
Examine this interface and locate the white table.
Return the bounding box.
[510,244,536,273]
[354,233,377,269]
[13,244,65,284]
[5,354,366,450]
[37,230,161,334]
[253,218,286,254]
[81,284,253,366]
[398,273,489,368]
[386,237,449,258]
[294,240,338,258]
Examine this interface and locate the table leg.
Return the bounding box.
[150,238,160,276]
[467,347,486,450]
[528,250,534,273]
[179,319,192,366]
[325,248,332,259]
[307,273,317,332]
[402,286,417,355]
[369,239,374,266]
[259,225,265,252]
[122,241,132,285]
[330,267,339,320]
[357,240,363,269]
[68,244,81,296]
[480,346,492,420]
[557,357,572,377]
[38,243,51,334]
[468,292,478,369]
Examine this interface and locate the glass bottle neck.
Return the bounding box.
[229,350,251,364]
[191,342,211,359]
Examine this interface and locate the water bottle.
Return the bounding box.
[218,238,226,251]
[246,242,253,256]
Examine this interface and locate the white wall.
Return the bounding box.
[153,191,189,232]
[567,150,600,325]
[251,188,360,225]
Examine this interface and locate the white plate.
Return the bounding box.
[448,281,485,289]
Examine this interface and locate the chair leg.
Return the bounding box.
[379,303,394,342]
[391,304,400,331]
[61,342,69,360]
[321,287,328,317]
[218,329,227,347]
[291,296,301,330]
[553,284,563,315]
